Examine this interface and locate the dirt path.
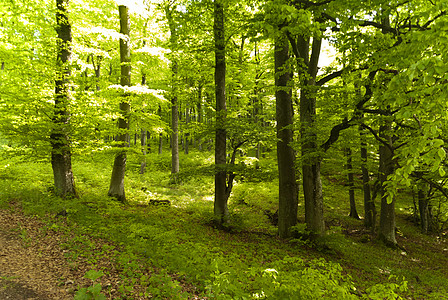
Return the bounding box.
[0,206,72,299]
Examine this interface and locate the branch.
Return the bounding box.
[360,123,393,151]
[292,0,336,9]
[316,65,371,86]
[321,117,355,151]
[320,71,376,151]
[422,10,446,29]
[358,20,398,35]
[225,139,248,199]
[412,172,448,200]
[316,69,343,86]
[285,31,300,60]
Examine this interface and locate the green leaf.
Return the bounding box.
[439,168,446,177]
[438,148,446,160]
[88,283,103,296]
[84,270,104,282]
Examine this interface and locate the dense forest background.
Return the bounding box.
[1,0,448,299]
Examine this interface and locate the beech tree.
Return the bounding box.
[164,2,180,181]
[108,5,131,202]
[274,33,298,238]
[51,0,78,198]
[213,0,229,224]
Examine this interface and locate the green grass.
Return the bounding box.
[0,148,447,299]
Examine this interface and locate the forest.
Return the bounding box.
[1,0,448,299]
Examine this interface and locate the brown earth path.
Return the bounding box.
[0,206,73,299]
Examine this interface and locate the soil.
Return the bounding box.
[0,206,72,299]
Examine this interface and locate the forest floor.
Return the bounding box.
[0,201,201,300]
[2,153,448,299]
[0,204,71,299]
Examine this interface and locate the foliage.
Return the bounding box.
[74,270,106,300]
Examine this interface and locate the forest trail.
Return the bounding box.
[0,206,72,300]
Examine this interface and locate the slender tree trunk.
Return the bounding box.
[197,87,203,151]
[298,36,325,235]
[146,131,151,153]
[108,5,131,202]
[345,147,360,219]
[92,55,101,91]
[360,126,376,229]
[213,0,229,224]
[166,7,179,180]
[140,129,147,174]
[139,64,147,174]
[275,35,298,238]
[158,133,163,154]
[51,0,77,198]
[171,91,180,174]
[378,121,396,246]
[185,106,191,154]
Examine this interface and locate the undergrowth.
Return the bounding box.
[0,149,447,299]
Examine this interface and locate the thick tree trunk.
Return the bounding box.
[108,5,131,202]
[298,36,325,235]
[275,35,298,238]
[360,127,376,230]
[51,0,77,198]
[418,189,429,233]
[213,0,229,224]
[378,122,396,246]
[345,147,360,219]
[417,183,433,233]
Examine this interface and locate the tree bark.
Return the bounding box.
[417,183,432,233]
[360,126,376,230]
[378,121,397,246]
[108,5,131,202]
[166,6,180,180]
[185,105,190,155]
[345,147,360,219]
[51,0,77,198]
[275,34,298,238]
[197,87,203,151]
[213,0,229,224]
[140,129,147,174]
[297,35,325,235]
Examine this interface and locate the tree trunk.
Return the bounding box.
[185,105,190,155]
[345,147,360,219]
[171,92,180,174]
[417,182,433,233]
[166,6,179,180]
[108,5,131,202]
[140,129,147,174]
[51,0,77,198]
[197,89,203,151]
[298,36,325,235]
[213,0,229,224]
[275,34,298,238]
[360,126,376,230]
[158,133,163,154]
[378,122,396,246]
